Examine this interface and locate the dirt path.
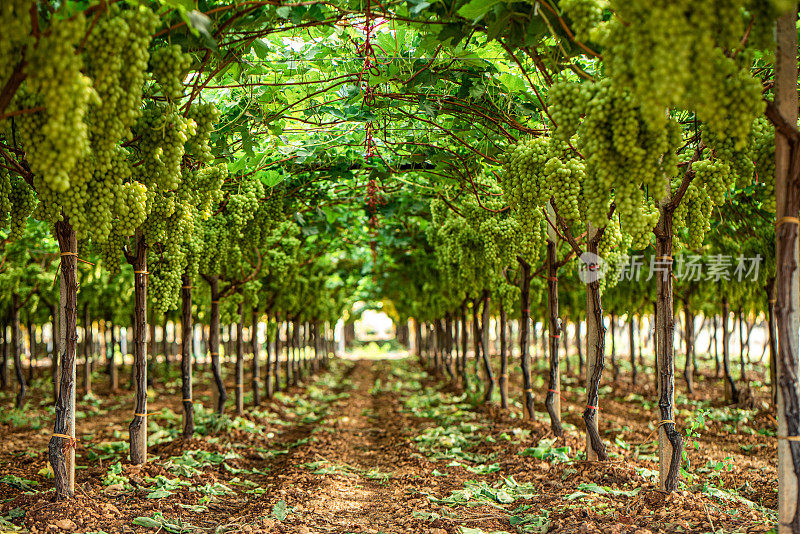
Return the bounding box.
[260,358,457,533]
[0,354,779,534]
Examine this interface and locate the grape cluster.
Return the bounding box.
[150,45,193,100]
[0,1,32,105]
[560,0,604,42]
[184,164,227,217]
[545,156,584,222]
[16,15,95,192]
[99,232,125,276]
[579,79,678,225]
[548,82,587,140]
[673,182,712,250]
[117,182,149,236]
[692,159,733,205]
[187,104,221,163]
[134,105,197,191]
[598,215,630,290]
[0,172,11,229]
[84,6,158,157]
[600,1,764,149]
[747,118,776,212]
[8,176,36,239]
[227,177,263,238]
[501,138,550,210]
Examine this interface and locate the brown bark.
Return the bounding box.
[629,317,637,385]
[252,309,261,406]
[576,320,583,378]
[721,297,739,403]
[12,295,24,409]
[768,279,778,406]
[480,290,494,404]
[162,317,169,367]
[498,301,508,410]
[583,234,607,462]
[738,308,747,383]
[264,313,274,399]
[180,274,194,439]
[609,314,619,381]
[654,210,683,492]
[445,315,455,382]
[207,276,226,414]
[472,301,480,375]
[683,302,694,396]
[128,232,148,465]
[235,302,244,415]
[518,258,535,419]
[1,319,7,390]
[27,321,34,383]
[545,241,562,436]
[50,303,59,403]
[460,303,469,389]
[83,303,91,394]
[274,314,282,392]
[773,8,800,530]
[713,315,720,377]
[49,219,78,499]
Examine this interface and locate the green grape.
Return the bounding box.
[187,103,221,164]
[15,15,95,193]
[0,171,12,229]
[692,159,733,205]
[748,117,776,213]
[548,83,587,140]
[149,44,193,100]
[601,1,763,149]
[133,104,196,192]
[561,0,604,42]
[8,176,36,239]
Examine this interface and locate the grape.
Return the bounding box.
[692,159,733,206]
[600,1,764,149]
[14,15,95,193]
[133,104,196,192]
[748,118,776,213]
[150,45,193,100]
[561,0,604,42]
[8,176,36,239]
[187,104,221,164]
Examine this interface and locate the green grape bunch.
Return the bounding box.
[149,44,193,100]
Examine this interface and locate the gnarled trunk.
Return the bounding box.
[583,232,607,461]
[252,309,261,406]
[498,300,508,409]
[83,303,92,394]
[208,276,226,414]
[683,302,694,396]
[721,297,739,403]
[629,317,637,385]
[12,295,24,410]
[128,232,149,465]
[48,219,78,499]
[518,259,535,419]
[480,290,494,404]
[654,209,683,492]
[545,240,562,436]
[235,303,244,415]
[180,274,194,439]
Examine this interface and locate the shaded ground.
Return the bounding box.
[0,350,778,533]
